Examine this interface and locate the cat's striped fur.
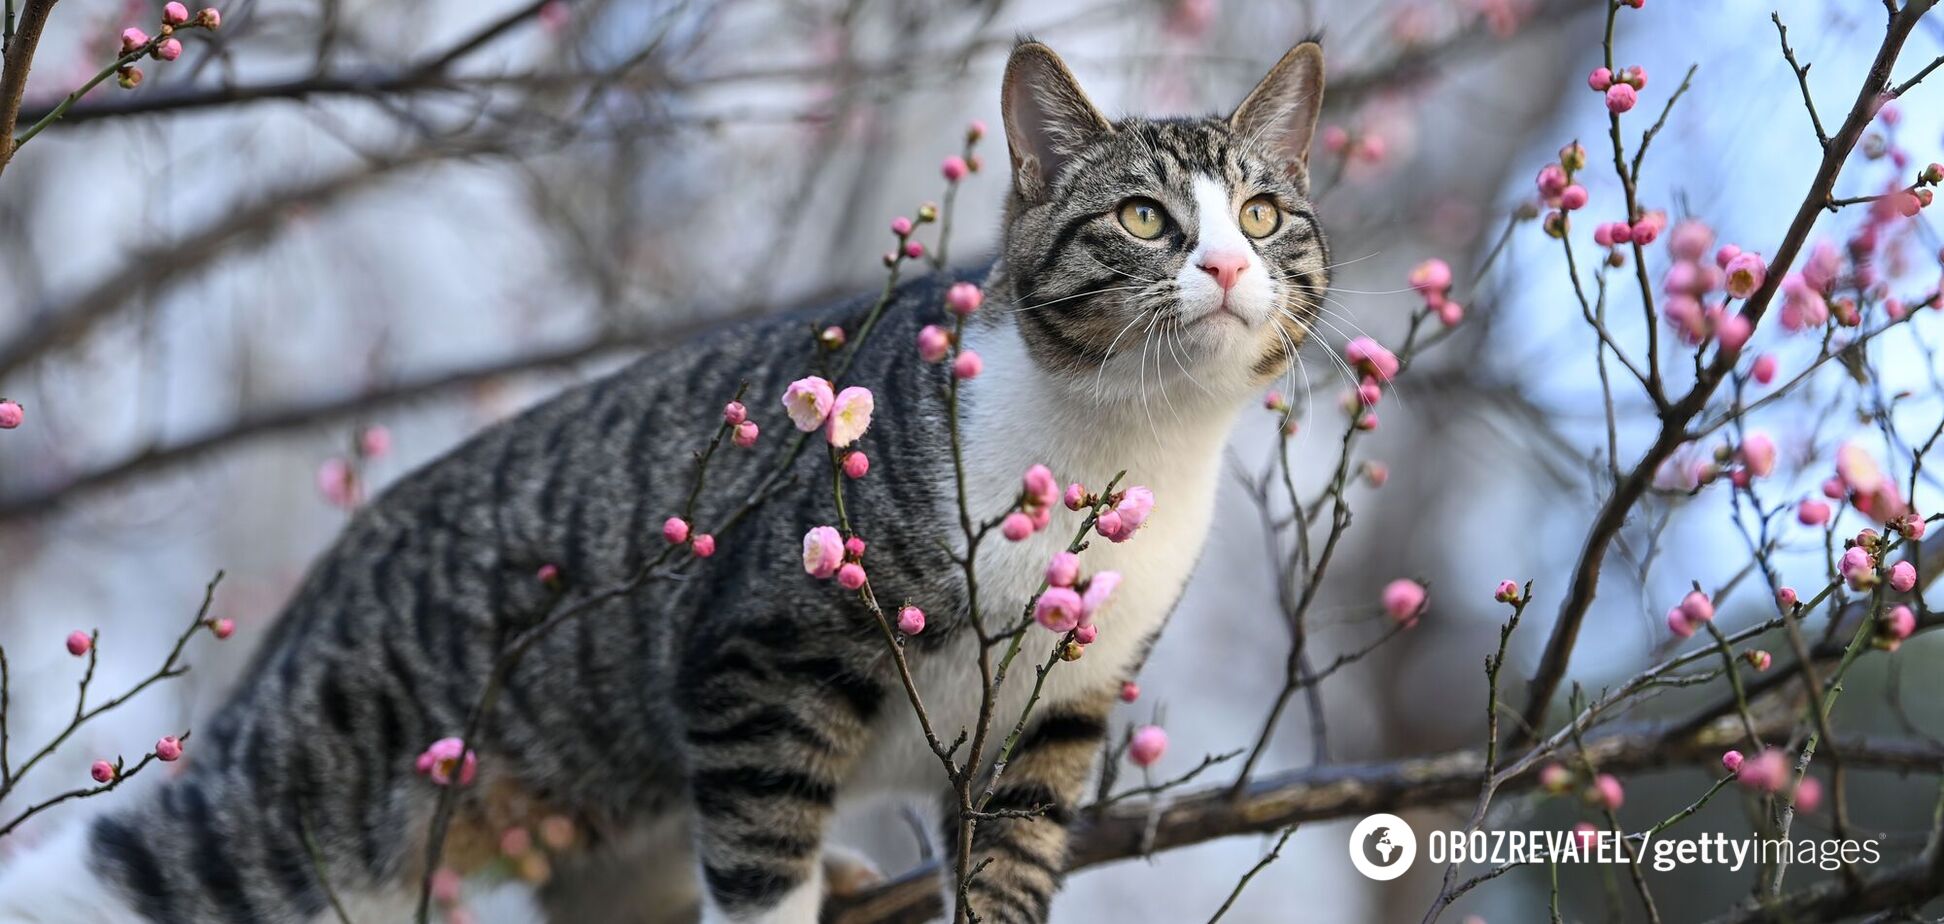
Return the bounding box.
[0,38,1328,924]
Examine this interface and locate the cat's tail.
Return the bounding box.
[0,813,146,924]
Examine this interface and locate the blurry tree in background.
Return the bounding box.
[3,0,1944,922]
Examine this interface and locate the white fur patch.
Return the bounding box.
[1175,175,1276,327]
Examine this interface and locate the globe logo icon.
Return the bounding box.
[1349,813,1416,880]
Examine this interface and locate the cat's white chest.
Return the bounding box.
[847,322,1239,798]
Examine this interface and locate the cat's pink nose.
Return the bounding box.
[1198,250,1250,291]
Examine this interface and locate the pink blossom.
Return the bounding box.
[1836,443,1886,495]
[358,426,391,458]
[1535,164,1568,201]
[1559,185,1588,211]
[1776,586,1798,609]
[1097,487,1154,542]
[1034,586,1084,632]
[836,563,867,591]
[890,216,913,237]
[537,563,560,585]
[1669,220,1714,262]
[897,605,925,635]
[1737,749,1788,792]
[66,630,91,657]
[845,536,866,558]
[1587,67,1613,91]
[1356,381,1382,407]
[1795,776,1823,813]
[1494,580,1519,603]
[1880,604,1916,649]
[1802,242,1842,292]
[1717,313,1752,355]
[91,760,116,783]
[946,282,983,316]
[723,401,747,425]
[156,736,184,762]
[1590,773,1624,810]
[1571,823,1600,851]
[692,534,716,558]
[1343,337,1400,382]
[1074,624,1098,644]
[917,325,951,363]
[1080,571,1121,625]
[733,421,760,448]
[1382,579,1426,623]
[1679,590,1714,624]
[1408,260,1452,307]
[1046,551,1080,588]
[1128,725,1168,767]
[1751,353,1778,385]
[1435,301,1464,327]
[1721,750,1744,773]
[430,868,462,904]
[967,119,987,141]
[1713,244,1741,269]
[1023,464,1059,511]
[842,451,870,479]
[1738,433,1776,478]
[120,27,149,51]
[1539,763,1571,792]
[1745,649,1772,671]
[953,350,983,380]
[1667,607,1698,638]
[415,738,475,786]
[316,457,359,508]
[1064,483,1087,511]
[1363,461,1390,487]
[1723,252,1766,299]
[1120,681,1140,703]
[941,156,969,182]
[1001,512,1034,541]
[1797,499,1831,526]
[1890,560,1917,592]
[904,241,924,259]
[781,376,835,432]
[212,618,235,640]
[197,7,220,28]
[0,400,19,429]
[802,526,845,579]
[1605,83,1637,113]
[155,38,182,61]
[1840,546,1877,590]
[826,386,874,447]
[163,2,190,24]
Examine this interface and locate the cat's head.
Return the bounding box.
[993,38,1329,402]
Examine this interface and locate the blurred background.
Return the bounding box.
[2,0,1942,920]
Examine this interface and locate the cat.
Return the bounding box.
[0,36,1328,924]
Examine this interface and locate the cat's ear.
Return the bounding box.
[1229,41,1326,179]
[1001,40,1113,203]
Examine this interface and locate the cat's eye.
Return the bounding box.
[1117,198,1168,240]
[1239,196,1281,238]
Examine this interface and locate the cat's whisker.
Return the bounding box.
[1281,306,1362,393]
[1318,250,1384,272]
[1076,249,1166,285]
[1093,302,1159,404]
[1002,284,1149,314]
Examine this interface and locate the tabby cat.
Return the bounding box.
[0,37,1328,924]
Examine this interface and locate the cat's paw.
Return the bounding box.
[821,844,885,898]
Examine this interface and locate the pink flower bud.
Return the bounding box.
[692,534,716,558]
[66,630,92,657]
[1629,218,1658,244]
[537,563,560,585]
[121,27,150,51]
[500,827,532,858]
[1717,314,1752,355]
[903,241,924,260]
[1001,512,1034,541]
[946,282,983,316]
[662,517,690,545]
[897,605,925,635]
[1797,499,1831,526]
[722,401,747,425]
[952,350,983,380]
[1120,681,1140,703]
[732,421,759,448]
[1362,461,1390,487]
[1776,586,1798,609]
[842,450,870,479]
[1679,590,1714,624]
[1890,560,1916,592]
[1881,604,1916,644]
[1721,750,1744,773]
[1667,607,1698,638]
[0,400,20,429]
[844,536,866,558]
[156,736,184,762]
[1744,649,1772,671]
[1841,546,1877,590]
[357,425,391,459]
[1590,773,1624,810]
[212,618,235,640]
[1559,185,1588,211]
[802,526,844,579]
[1074,624,1098,644]
[890,216,914,236]
[1605,83,1637,113]
[1539,763,1571,792]
[1738,433,1776,478]
[91,760,116,783]
[1035,586,1083,632]
[1046,551,1080,588]
[1408,259,1453,301]
[1435,300,1464,327]
[836,562,867,591]
[1536,163,1568,200]
[1064,483,1087,511]
[164,3,190,25]
[1587,66,1613,91]
[1343,337,1400,382]
[1751,353,1778,385]
[1594,223,1615,247]
[967,119,987,141]
[917,324,951,362]
[941,156,969,182]
[155,38,182,61]
[1795,776,1822,813]
[1494,580,1519,603]
[1572,823,1600,851]
[1128,725,1168,767]
[414,737,473,785]
[197,7,220,28]
[1382,579,1426,623]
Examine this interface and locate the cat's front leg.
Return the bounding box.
[679,635,886,924]
[942,687,1114,924]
